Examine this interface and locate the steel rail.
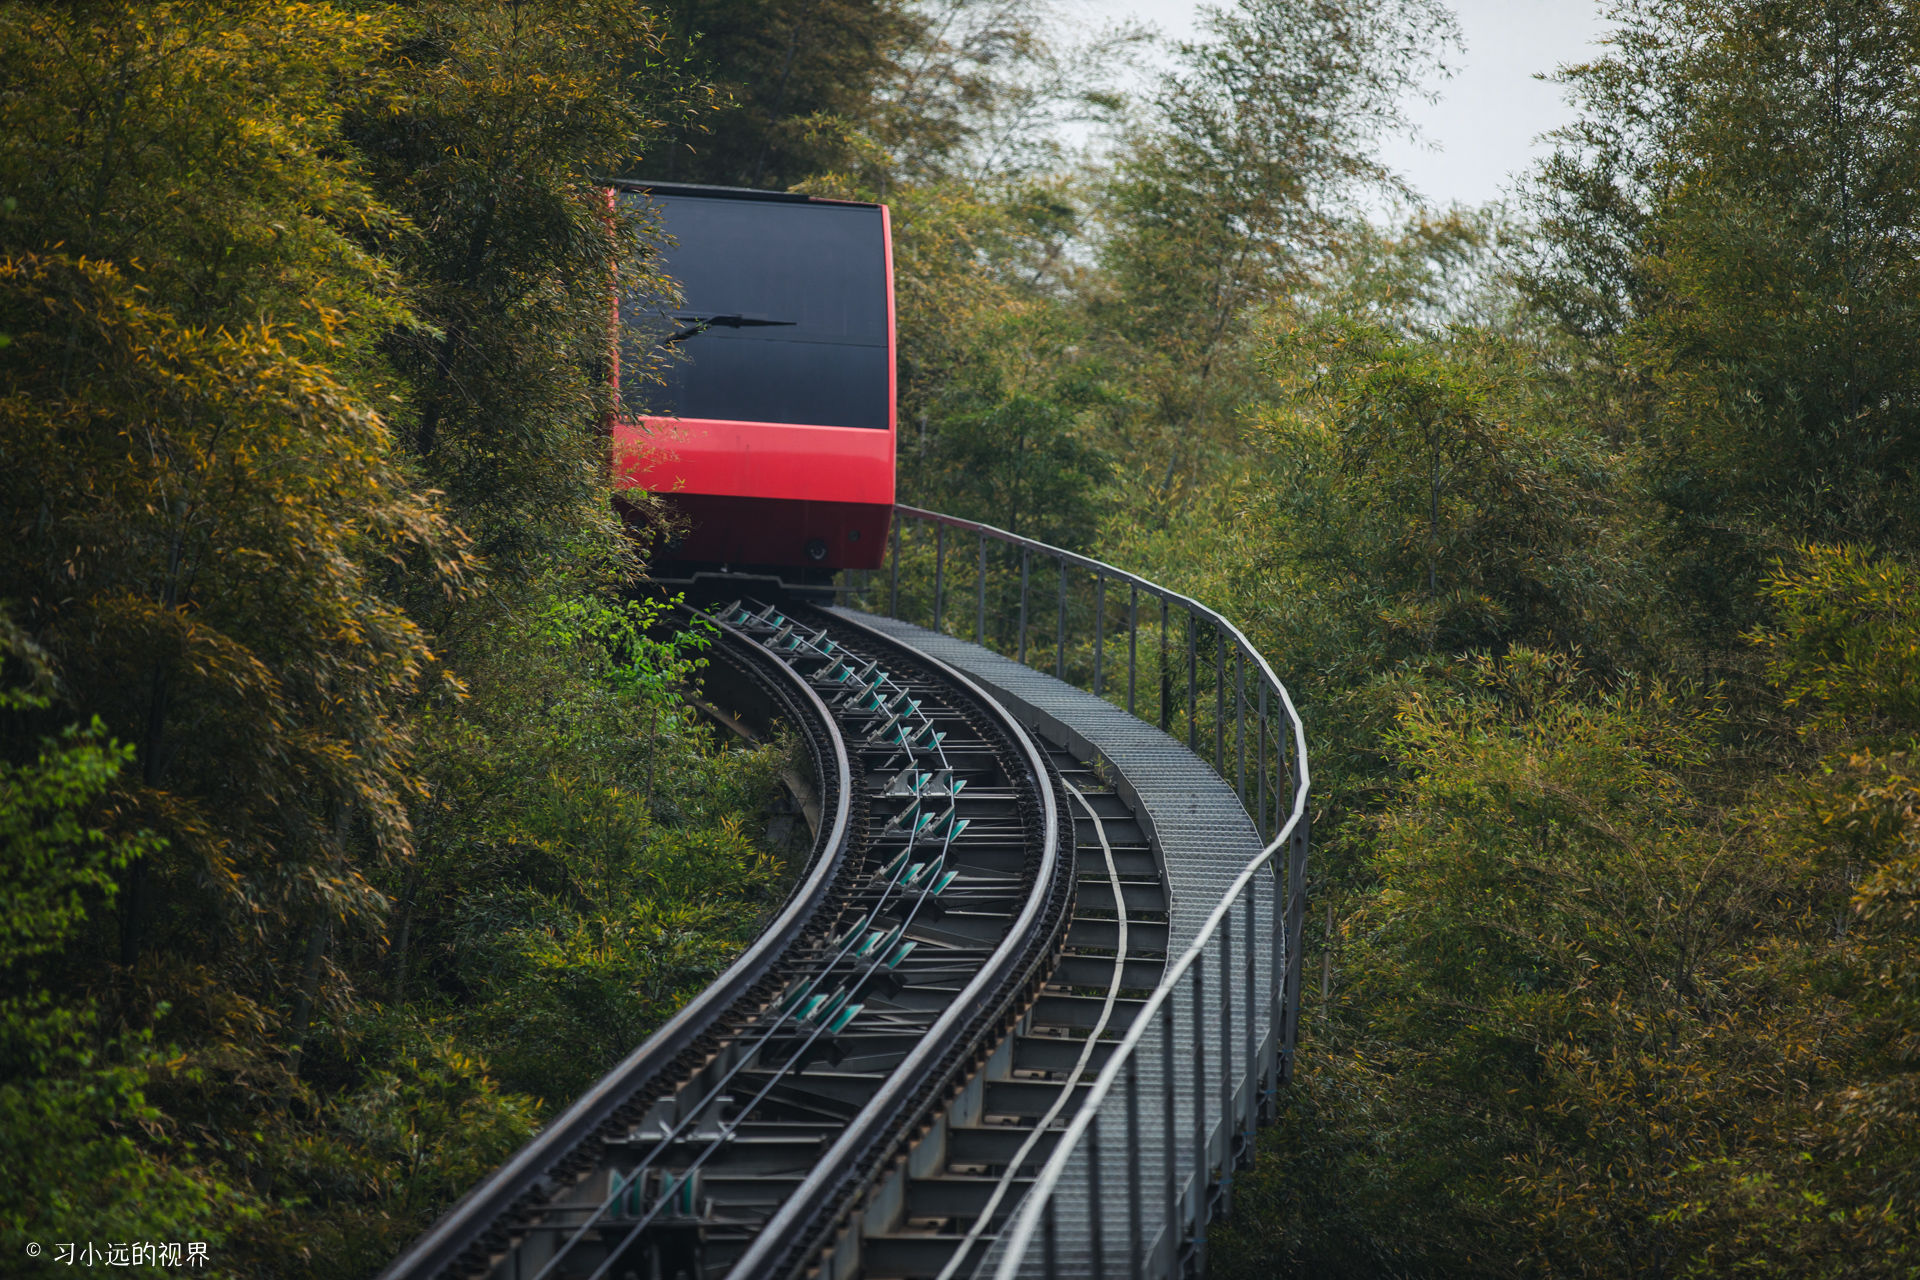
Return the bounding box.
[728,605,1072,1280]
[853,504,1313,1277]
[930,777,1130,1280]
[376,620,855,1280]
[524,602,968,1280]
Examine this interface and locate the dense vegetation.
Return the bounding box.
[0,3,786,1274]
[4,0,1918,1276]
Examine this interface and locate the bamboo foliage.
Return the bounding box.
[0,4,784,1270]
[0,248,468,972]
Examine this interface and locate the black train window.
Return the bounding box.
[620,188,890,431]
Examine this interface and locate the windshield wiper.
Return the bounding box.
[660,313,797,346]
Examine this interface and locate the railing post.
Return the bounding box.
[1017,548,1031,665]
[1055,560,1067,680]
[1186,611,1198,753]
[1191,963,1206,1225]
[1276,726,1286,837]
[1219,908,1234,1204]
[1266,852,1285,1118]
[1127,585,1138,717]
[933,522,945,634]
[1159,599,1171,734]
[1094,574,1106,698]
[1257,684,1268,842]
[1127,1052,1144,1280]
[1215,627,1226,778]
[1280,811,1311,1083]
[1243,887,1257,1157]
[976,533,987,645]
[1235,650,1247,807]
[1161,1004,1177,1272]
[1043,1197,1059,1280]
[1088,1112,1106,1279]
[888,515,901,619]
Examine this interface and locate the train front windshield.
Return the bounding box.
[619,190,891,432]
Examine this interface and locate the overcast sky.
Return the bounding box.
[1093,0,1611,210]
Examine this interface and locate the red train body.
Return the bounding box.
[609,182,896,572]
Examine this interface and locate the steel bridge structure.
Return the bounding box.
[379,504,1310,1280]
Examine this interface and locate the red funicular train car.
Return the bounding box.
[609,181,896,573]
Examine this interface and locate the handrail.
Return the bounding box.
[993,802,1306,1277]
[848,504,1312,1278]
[875,504,1306,835]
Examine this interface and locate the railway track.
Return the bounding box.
[845,741,1167,1280]
[382,597,1173,1280]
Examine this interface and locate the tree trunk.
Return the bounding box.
[287,918,331,1071]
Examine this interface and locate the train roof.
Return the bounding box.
[608,179,882,209]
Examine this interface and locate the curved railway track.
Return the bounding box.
[382,500,1312,1280]
[380,598,1136,1280]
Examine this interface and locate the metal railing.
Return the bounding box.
[839,504,1311,1278]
